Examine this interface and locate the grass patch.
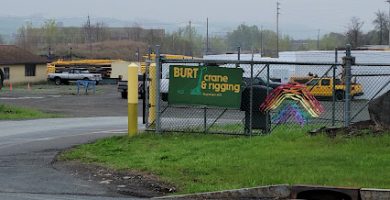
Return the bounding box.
[60,128,390,194]
[1,83,105,95]
[0,104,60,120]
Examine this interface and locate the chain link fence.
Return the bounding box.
[350,64,390,123]
[142,48,390,135]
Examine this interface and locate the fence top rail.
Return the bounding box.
[160,58,340,66]
[354,63,390,67]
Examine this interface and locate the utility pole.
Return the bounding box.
[276,1,280,58]
[189,20,193,56]
[206,18,209,55]
[387,0,390,48]
[260,25,264,57]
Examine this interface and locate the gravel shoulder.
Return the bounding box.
[53,160,176,198]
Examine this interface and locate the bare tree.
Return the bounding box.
[373,10,388,45]
[15,21,35,50]
[131,23,142,41]
[93,21,109,42]
[346,17,364,48]
[83,15,93,52]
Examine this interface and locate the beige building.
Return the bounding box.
[0,45,47,85]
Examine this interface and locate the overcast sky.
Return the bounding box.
[0,0,388,38]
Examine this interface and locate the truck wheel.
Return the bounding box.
[54,77,62,85]
[121,91,127,99]
[336,90,345,101]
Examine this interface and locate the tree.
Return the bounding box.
[43,19,58,49]
[320,32,346,49]
[208,35,228,54]
[256,29,278,57]
[346,17,364,48]
[131,23,143,41]
[227,24,261,51]
[93,21,109,42]
[373,10,388,45]
[83,15,92,45]
[364,30,379,45]
[15,21,35,51]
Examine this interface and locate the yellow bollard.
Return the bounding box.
[128,63,139,136]
[148,63,156,126]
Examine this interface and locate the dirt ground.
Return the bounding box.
[0,83,170,198]
[53,160,176,198]
[0,84,144,117]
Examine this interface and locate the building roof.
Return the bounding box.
[0,45,47,65]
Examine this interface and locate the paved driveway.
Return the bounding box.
[0,117,144,200]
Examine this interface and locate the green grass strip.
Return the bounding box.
[0,104,60,120]
[60,128,390,194]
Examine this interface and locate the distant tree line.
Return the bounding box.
[12,11,390,59]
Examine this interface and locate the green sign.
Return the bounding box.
[168,65,243,108]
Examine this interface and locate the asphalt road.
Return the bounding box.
[0,117,144,200]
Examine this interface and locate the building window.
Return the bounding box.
[3,67,10,80]
[25,64,36,76]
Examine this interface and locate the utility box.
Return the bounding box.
[240,85,271,132]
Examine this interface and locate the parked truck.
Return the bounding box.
[48,68,102,85]
[306,77,364,100]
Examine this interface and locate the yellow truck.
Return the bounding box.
[306,77,364,100]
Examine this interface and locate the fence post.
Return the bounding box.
[236,46,241,68]
[249,56,254,136]
[266,64,270,134]
[343,44,353,127]
[332,48,338,126]
[155,45,162,133]
[144,48,151,127]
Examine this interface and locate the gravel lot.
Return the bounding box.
[0,84,140,117]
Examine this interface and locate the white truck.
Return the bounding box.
[48,69,102,85]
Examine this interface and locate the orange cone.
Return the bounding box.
[9,82,12,92]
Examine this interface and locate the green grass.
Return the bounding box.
[0,104,60,120]
[1,83,105,95]
[60,128,390,194]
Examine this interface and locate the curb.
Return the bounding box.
[153,185,390,200]
[153,184,290,199]
[361,188,390,200]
